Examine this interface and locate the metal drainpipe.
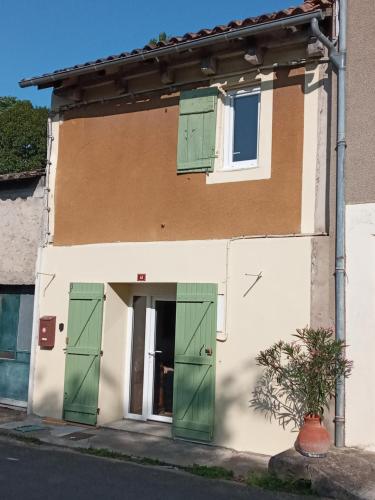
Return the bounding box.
[311,0,347,448]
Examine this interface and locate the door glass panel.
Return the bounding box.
[152,301,176,417]
[129,296,147,415]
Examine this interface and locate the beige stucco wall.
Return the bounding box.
[31,236,312,455]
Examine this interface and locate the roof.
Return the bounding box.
[19,0,332,88]
[0,170,45,183]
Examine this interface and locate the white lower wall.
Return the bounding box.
[346,203,375,451]
[31,237,312,455]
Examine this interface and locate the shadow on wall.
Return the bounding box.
[33,343,260,445]
[250,371,304,432]
[249,371,335,442]
[258,68,324,95]
[31,346,305,450]
[64,95,180,121]
[214,358,260,445]
[0,178,42,201]
[63,67,324,123]
[32,346,120,425]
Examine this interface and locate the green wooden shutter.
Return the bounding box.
[177,87,218,173]
[63,283,104,425]
[172,283,217,442]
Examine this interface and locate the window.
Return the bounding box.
[224,88,260,170]
[176,78,273,183]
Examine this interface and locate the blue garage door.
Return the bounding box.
[0,286,34,404]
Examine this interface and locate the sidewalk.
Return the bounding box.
[0,405,25,424]
[4,406,375,499]
[0,406,268,479]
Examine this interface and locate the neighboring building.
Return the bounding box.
[0,170,44,406]
[20,0,334,455]
[344,0,375,452]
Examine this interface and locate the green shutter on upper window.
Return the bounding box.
[177,87,218,173]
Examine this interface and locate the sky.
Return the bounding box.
[0,0,294,108]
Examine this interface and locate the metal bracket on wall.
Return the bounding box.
[37,272,56,297]
[243,272,263,297]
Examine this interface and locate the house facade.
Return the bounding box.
[20,0,334,456]
[0,170,44,406]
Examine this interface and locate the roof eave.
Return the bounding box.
[19,9,326,90]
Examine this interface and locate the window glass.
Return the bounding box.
[232,93,259,163]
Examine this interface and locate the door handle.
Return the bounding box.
[199,344,213,356]
[149,350,162,356]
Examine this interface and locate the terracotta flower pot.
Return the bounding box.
[295,414,331,458]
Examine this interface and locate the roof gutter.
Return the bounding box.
[19,10,326,89]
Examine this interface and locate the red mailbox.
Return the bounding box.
[39,316,56,348]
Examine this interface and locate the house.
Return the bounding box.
[0,170,45,407]
[19,0,335,456]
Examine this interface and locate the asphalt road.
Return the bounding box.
[0,438,306,500]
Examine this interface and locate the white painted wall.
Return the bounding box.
[31,236,312,455]
[346,203,375,451]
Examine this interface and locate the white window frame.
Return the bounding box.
[223,87,261,171]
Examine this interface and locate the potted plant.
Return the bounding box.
[252,327,352,457]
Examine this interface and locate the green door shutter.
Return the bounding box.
[63,283,104,425]
[172,283,217,442]
[177,87,218,173]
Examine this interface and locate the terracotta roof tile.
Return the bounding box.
[20,0,332,85]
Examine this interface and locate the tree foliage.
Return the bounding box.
[148,32,169,45]
[0,96,48,174]
[250,327,353,429]
[0,97,18,113]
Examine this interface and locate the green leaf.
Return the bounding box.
[252,327,353,422]
[0,96,48,174]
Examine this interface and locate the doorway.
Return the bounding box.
[0,285,34,406]
[126,296,176,424]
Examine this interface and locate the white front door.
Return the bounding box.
[125,296,176,423]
